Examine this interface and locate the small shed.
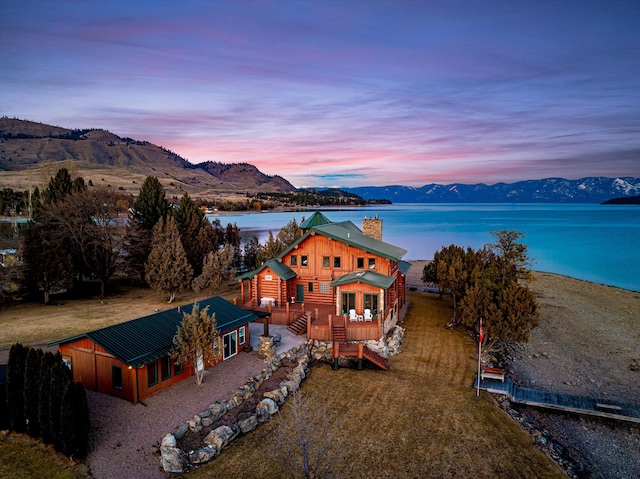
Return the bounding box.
[49,296,257,404]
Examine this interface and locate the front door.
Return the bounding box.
[296,284,304,302]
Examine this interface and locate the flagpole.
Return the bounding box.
[476,318,483,397]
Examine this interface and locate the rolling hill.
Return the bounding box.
[0,118,295,198]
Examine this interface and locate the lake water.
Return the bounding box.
[209,204,640,292]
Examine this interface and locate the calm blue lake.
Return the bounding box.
[209,204,640,292]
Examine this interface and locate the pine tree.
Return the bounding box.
[130,176,170,231]
[171,303,221,385]
[192,244,235,293]
[242,236,260,272]
[24,347,44,437]
[145,217,194,303]
[171,192,212,276]
[7,343,29,432]
[42,168,74,205]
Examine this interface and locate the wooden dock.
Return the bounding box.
[476,376,640,424]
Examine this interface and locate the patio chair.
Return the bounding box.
[349,309,358,322]
[364,309,373,321]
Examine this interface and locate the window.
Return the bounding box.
[357,257,364,269]
[62,355,72,372]
[364,293,379,317]
[239,326,246,346]
[223,331,238,359]
[147,361,158,387]
[341,292,356,315]
[301,255,308,267]
[333,256,341,268]
[319,283,330,293]
[290,255,298,266]
[161,356,171,381]
[112,366,123,390]
[308,282,314,292]
[213,337,220,355]
[174,361,184,375]
[368,258,376,270]
[323,256,330,268]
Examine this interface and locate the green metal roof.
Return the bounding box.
[399,260,412,275]
[330,271,395,289]
[300,211,332,229]
[235,258,296,281]
[49,296,257,368]
[313,221,407,261]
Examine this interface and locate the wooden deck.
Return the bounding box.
[476,376,640,424]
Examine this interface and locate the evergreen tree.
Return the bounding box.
[24,347,44,437]
[171,192,212,276]
[277,218,302,247]
[225,222,243,270]
[130,176,170,231]
[7,343,29,432]
[192,244,235,293]
[145,217,193,303]
[256,231,284,265]
[171,303,221,385]
[42,168,74,205]
[242,236,260,272]
[50,357,72,452]
[59,382,90,458]
[38,351,57,443]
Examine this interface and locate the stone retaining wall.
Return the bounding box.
[306,325,406,362]
[160,344,310,473]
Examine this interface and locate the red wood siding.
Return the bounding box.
[56,323,248,403]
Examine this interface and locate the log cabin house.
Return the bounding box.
[49,296,257,404]
[235,212,411,369]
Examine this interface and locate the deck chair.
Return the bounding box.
[364,309,373,321]
[349,309,358,322]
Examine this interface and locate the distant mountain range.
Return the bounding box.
[0,118,295,198]
[342,177,640,203]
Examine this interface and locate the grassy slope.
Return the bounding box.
[180,291,563,479]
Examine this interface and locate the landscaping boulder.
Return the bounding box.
[189,446,217,464]
[203,425,240,451]
[237,413,259,433]
[264,388,285,405]
[256,398,278,422]
[208,402,227,421]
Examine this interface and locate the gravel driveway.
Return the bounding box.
[86,324,303,479]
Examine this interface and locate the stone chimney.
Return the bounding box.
[362,215,382,241]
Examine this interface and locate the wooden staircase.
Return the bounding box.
[332,323,346,342]
[287,314,308,336]
[362,347,389,370]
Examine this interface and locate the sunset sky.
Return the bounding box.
[2,1,639,187]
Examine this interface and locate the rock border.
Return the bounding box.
[160,325,406,473]
[160,344,310,473]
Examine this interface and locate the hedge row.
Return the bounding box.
[5,343,90,458]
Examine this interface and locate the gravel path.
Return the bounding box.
[85,323,304,479]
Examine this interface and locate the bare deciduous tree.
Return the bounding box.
[272,392,341,479]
